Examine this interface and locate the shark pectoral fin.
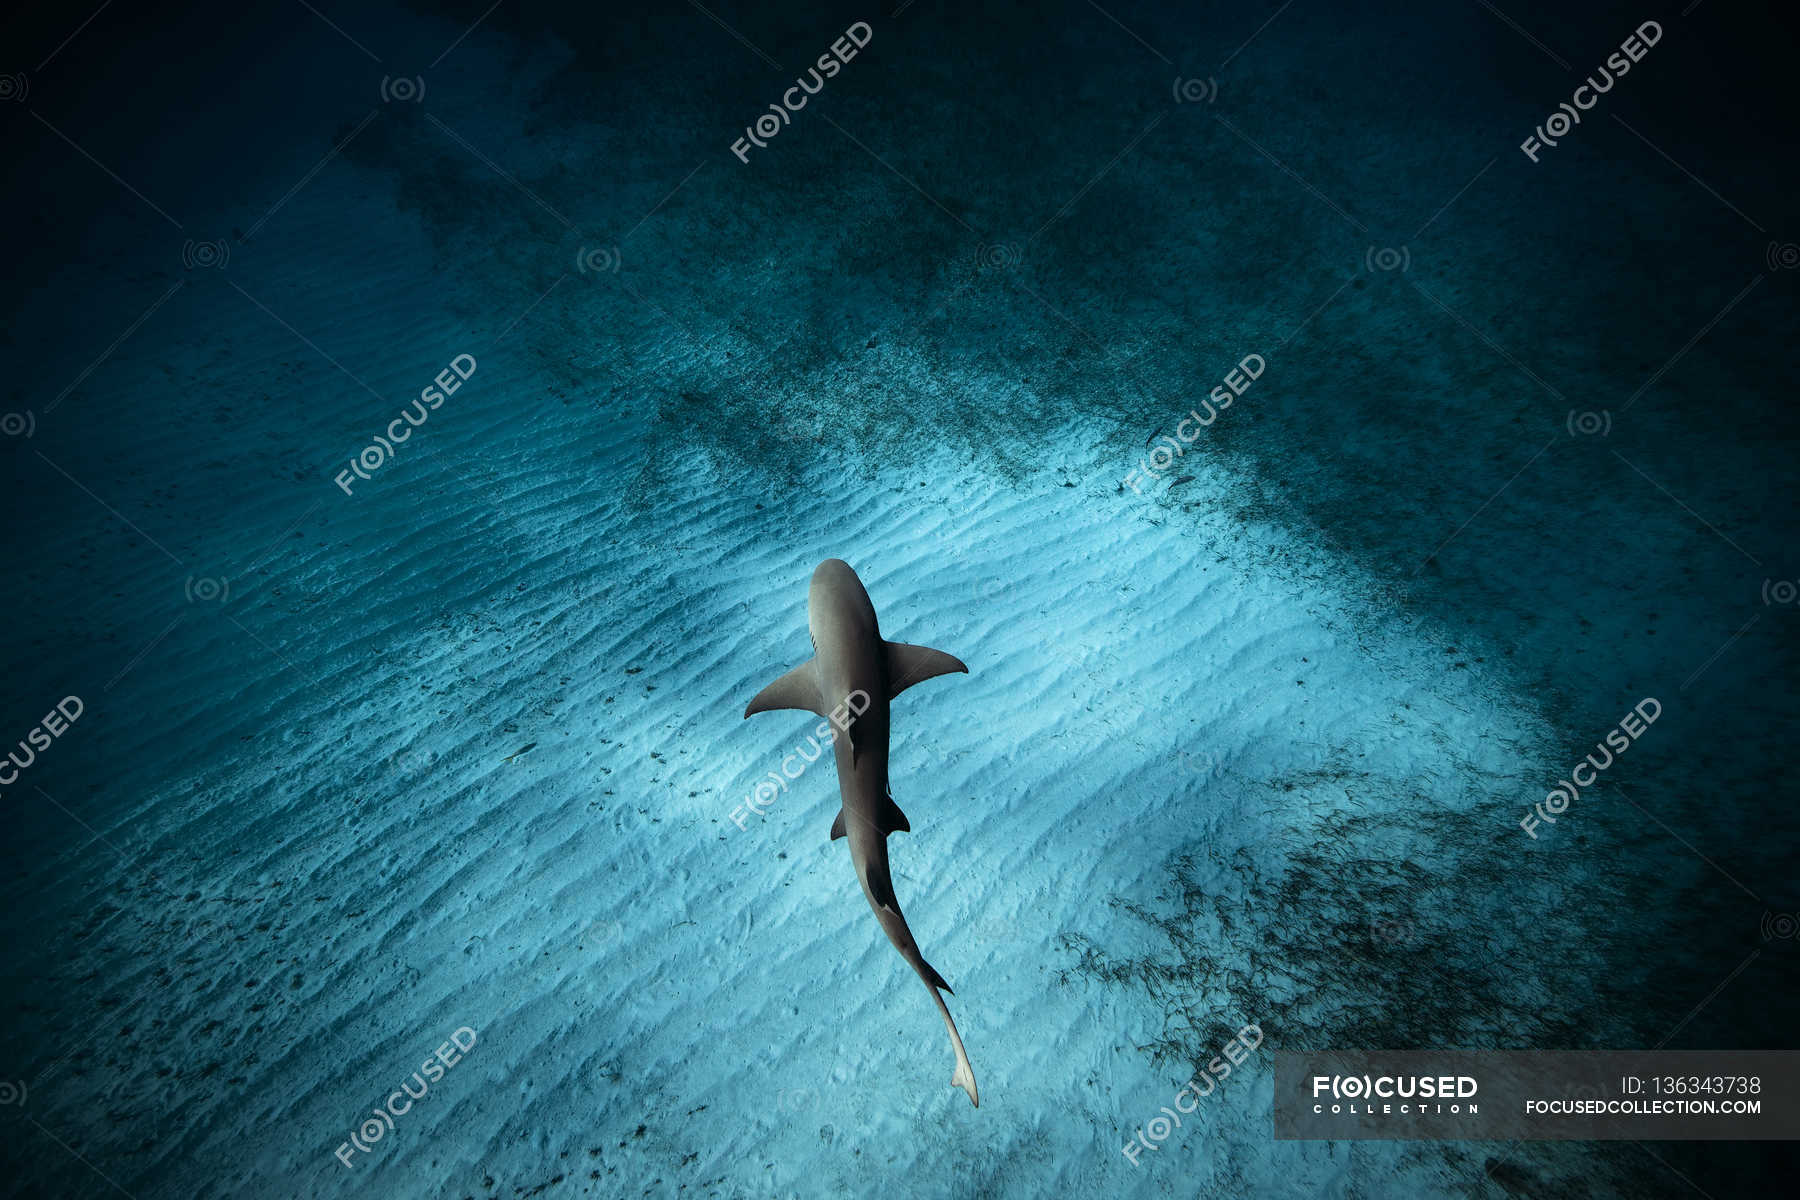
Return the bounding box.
[877,790,910,836]
[744,658,824,719]
[883,641,968,699]
[829,810,847,841]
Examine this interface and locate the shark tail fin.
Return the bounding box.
[952,1051,979,1109]
[919,972,979,1108]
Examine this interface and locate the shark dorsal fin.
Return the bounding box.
[883,641,968,699]
[744,658,824,719]
[830,809,847,841]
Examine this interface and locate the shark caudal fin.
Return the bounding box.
[918,967,979,1108]
[952,1051,979,1108]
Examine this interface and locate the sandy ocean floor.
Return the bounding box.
[3,1,1796,1197]
[3,424,1609,1198]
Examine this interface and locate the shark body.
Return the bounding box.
[744,558,977,1107]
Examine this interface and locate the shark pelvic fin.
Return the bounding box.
[744,659,823,719]
[830,794,909,843]
[883,641,968,699]
[877,789,910,835]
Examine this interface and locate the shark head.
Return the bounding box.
[808,558,877,648]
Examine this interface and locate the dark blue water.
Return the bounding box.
[3,1,1795,1196]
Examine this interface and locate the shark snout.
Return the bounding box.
[809,557,856,597]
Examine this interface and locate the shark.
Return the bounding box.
[744,558,978,1107]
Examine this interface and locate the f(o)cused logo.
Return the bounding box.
[0,410,36,438]
[1365,246,1410,273]
[1371,578,1413,611]
[185,575,230,603]
[0,1081,24,1106]
[380,75,424,103]
[182,239,230,270]
[1761,911,1798,941]
[1565,410,1611,437]
[576,246,620,274]
[357,439,392,474]
[1762,579,1798,607]
[1766,242,1800,272]
[971,577,1007,605]
[1172,77,1217,104]
[977,243,1020,272]
[383,746,438,775]
[0,73,27,102]
[1368,916,1417,947]
[776,1087,815,1113]
[584,918,624,947]
[1172,749,1220,776]
[774,416,821,442]
[972,919,1020,944]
